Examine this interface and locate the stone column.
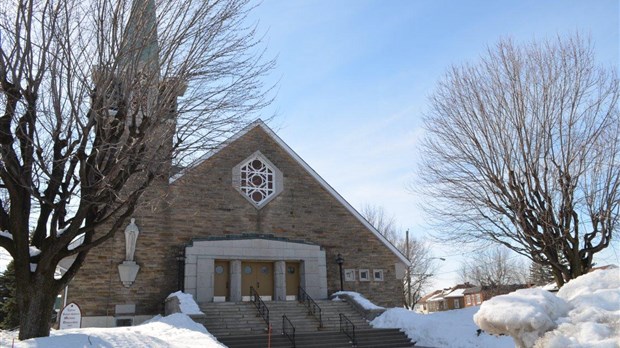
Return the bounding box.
[230,260,242,302]
[274,261,286,301]
[196,258,214,303]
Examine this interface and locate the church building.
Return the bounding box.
[62,0,409,328]
[65,120,409,327]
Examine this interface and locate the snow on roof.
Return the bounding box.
[463,286,482,294]
[418,290,442,303]
[169,120,411,266]
[427,292,446,302]
[444,288,467,298]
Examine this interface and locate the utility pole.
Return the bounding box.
[406,229,411,308]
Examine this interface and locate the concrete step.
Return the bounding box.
[199,298,374,339]
[218,329,417,348]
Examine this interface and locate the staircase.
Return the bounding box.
[217,329,416,348]
[198,299,418,348]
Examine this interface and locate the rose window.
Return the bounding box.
[233,152,282,208]
[240,159,274,205]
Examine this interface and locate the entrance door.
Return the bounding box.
[241,261,274,300]
[285,262,301,300]
[213,260,229,302]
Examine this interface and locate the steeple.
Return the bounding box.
[123,0,160,75]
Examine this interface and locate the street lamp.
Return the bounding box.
[336,253,344,292]
[407,256,446,307]
[176,247,186,292]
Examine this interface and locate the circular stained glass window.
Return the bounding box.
[287,266,296,274]
[215,266,224,274]
[260,266,269,274]
[244,266,252,274]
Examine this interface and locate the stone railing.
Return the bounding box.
[328,292,385,321]
[164,294,206,320]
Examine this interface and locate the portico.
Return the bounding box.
[184,237,327,303]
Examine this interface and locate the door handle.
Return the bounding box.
[257,281,260,288]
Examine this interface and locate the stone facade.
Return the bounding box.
[67,121,408,326]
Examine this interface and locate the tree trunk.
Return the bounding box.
[17,273,59,340]
[550,267,565,288]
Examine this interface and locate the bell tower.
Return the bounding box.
[91,0,185,179]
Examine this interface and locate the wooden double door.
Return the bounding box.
[241,261,274,299]
[213,260,300,301]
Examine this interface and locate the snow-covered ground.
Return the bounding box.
[2,313,225,348]
[2,269,617,347]
[371,306,513,347]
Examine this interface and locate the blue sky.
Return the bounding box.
[248,1,620,288]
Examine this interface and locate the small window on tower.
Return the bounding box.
[344,269,356,281]
[359,269,370,281]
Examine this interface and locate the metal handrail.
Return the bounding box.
[282,314,296,348]
[250,286,270,326]
[298,286,324,328]
[339,313,357,347]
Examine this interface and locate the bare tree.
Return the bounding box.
[419,35,619,288]
[360,203,399,244]
[360,204,438,308]
[398,235,439,309]
[459,247,528,287]
[0,0,273,339]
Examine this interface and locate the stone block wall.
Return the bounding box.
[67,125,404,320]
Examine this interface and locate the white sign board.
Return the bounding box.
[59,302,82,330]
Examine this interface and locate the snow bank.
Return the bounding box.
[167,291,204,315]
[474,268,620,348]
[331,291,384,310]
[535,268,619,348]
[15,313,225,348]
[474,288,569,347]
[371,306,512,348]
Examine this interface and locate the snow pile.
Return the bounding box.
[371,306,513,348]
[167,291,204,315]
[331,291,384,310]
[535,268,619,348]
[0,330,18,347]
[474,288,569,347]
[474,268,619,348]
[16,313,225,348]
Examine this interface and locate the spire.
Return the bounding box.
[123,0,160,73]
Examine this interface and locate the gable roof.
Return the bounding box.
[444,288,467,298]
[171,119,411,266]
[418,289,442,303]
